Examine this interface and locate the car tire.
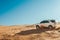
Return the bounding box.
[36,25,40,30]
[48,25,53,29]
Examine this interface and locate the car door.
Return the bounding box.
[40,20,49,27]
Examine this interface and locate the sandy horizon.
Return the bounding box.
[0,24,60,40]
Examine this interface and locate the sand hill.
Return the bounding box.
[0,24,60,40]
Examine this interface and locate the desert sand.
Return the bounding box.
[0,24,60,40]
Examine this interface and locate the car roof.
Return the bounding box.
[43,19,55,21]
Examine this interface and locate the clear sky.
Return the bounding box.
[0,0,60,25]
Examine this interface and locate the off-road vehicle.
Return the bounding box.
[36,20,56,29]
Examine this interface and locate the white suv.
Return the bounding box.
[36,20,56,29]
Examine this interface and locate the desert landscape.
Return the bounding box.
[0,23,60,40]
[1,0,60,40]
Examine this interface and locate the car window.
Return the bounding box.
[40,21,49,23]
[50,20,55,23]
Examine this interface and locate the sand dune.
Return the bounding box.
[0,24,60,40]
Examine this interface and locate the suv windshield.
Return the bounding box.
[40,20,49,23]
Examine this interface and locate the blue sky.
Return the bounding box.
[0,0,60,25]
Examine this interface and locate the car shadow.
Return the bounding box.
[14,27,53,36]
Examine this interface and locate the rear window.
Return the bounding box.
[40,21,49,23]
[50,20,55,23]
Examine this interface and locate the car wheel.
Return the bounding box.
[36,25,40,30]
[48,25,53,29]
